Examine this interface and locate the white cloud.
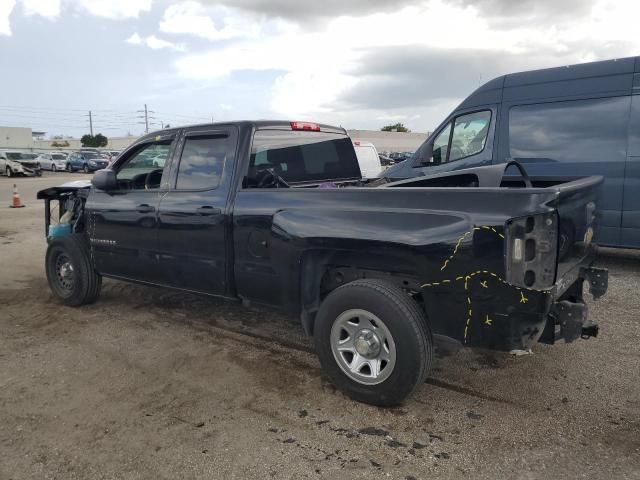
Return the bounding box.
[173,0,640,127]
[159,1,258,41]
[20,0,61,19]
[72,0,152,19]
[126,32,184,51]
[0,0,16,35]
[145,34,183,50]
[126,32,142,44]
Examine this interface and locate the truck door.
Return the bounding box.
[87,135,176,283]
[404,108,495,178]
[156,126,238,295]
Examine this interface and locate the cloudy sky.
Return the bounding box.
[0,0,639,138]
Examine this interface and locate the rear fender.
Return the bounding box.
[299,250,422,335]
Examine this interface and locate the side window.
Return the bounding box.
[175,135,229,190]
[509,97,630,163]
[432,123,451,164]
[448,111,492,162]
[116,142,173,190]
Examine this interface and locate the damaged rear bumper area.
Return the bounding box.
[539,267,608,345]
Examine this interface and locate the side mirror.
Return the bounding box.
[414,143,438,167]
[91,169,117,191]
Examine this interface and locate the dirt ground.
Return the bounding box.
[0,173,639,479]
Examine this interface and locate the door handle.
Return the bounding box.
[196,206,222,215]
[136,204,155,213]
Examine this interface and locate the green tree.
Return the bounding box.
[381,123,410,133]
[81,133,108,147]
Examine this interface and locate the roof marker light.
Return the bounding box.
[290,121,321,131]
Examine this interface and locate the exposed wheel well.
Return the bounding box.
[299,251,424,336]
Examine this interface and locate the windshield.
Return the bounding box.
[52,154,66,160]
[81,152,100,159]
[249,130,361,184]
[7,152,36,160]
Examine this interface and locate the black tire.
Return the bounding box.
[314,279,432,406]
[6,167,12,177]
[51,164,56,172]
[45,235,102,307]
[83,164,89,174]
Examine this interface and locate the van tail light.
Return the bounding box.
[290,121,320,131]
[505,212,558,289]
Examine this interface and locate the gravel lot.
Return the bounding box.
[0,173,639,479]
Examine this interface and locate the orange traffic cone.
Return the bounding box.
[9,184,25,208]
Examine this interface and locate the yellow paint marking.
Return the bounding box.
[520,291,528,304]
[480,280,488,288]
[484,315,493,326]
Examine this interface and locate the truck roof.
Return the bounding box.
[136,120,348,144]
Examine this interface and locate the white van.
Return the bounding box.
[352,141,383,179]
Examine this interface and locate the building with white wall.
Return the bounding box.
[0,127,34,148]
[1,125,429,154]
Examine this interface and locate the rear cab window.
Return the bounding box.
[245,130,361,187]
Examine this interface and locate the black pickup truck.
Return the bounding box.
[38,120,608,406]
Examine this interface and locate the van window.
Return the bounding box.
[432,123,451,164]
[414,110,491,166]
[449,111,491,161]
[509,97,629,163]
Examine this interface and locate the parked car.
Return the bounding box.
[66,150,109,173]
[379,154,395,166]
[0,150,42,177]
[383,55,640,249]
[389,152,410,162]
[352,140,383,178]
[38,120,607,406]
[37,152,68,172]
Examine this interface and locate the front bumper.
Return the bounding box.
[18,167,41,177]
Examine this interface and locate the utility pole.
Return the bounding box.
[85,110,94,136]
[137,104,155,134]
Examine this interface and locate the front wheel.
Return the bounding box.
[314,279,432,406]
[66,163,72,172]
[45,235,102,306]
[51,164,57,172]
[83,164,90,174]
[6,167,12,177]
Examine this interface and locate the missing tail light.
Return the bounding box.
[505,212,558,289]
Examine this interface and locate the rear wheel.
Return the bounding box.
[314,279,432,406]
[45,235,102,306]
